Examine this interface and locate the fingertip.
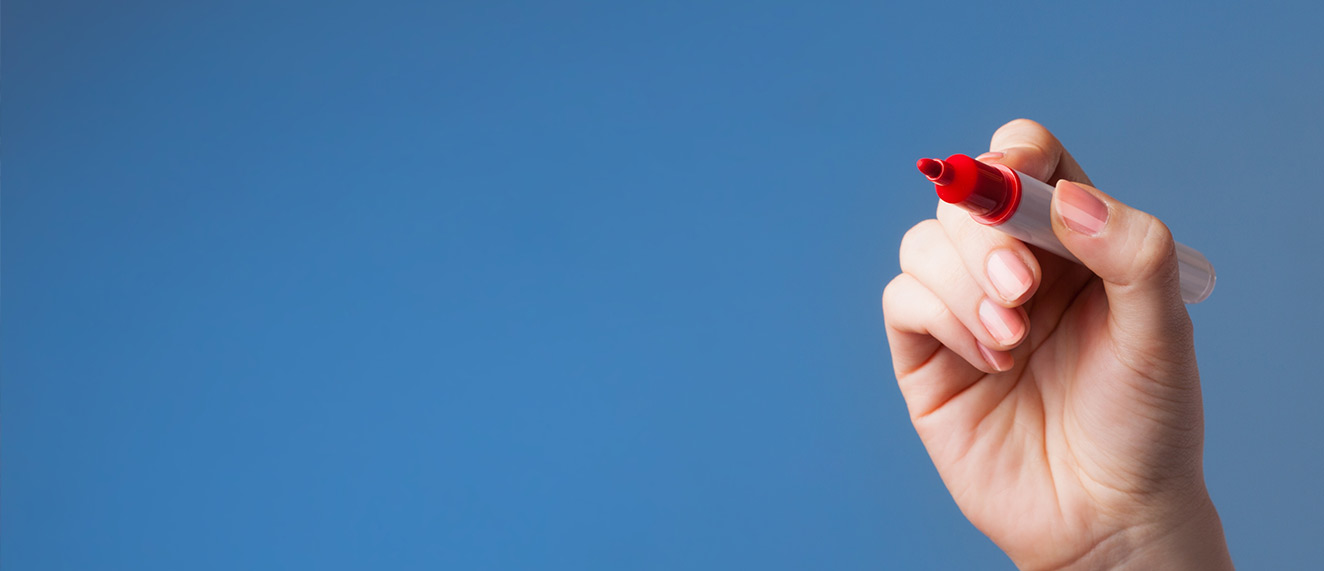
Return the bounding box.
[985,248,1039,307]
[1053,180,1110,237]
[1047,178,1189,338]
[934,202,1042,308]
[976,343,1012,373]
[977,298,1029,350]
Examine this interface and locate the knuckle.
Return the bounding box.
[881,276,900,313]
[1133,215,1178,280]
[880,275,912,325]
[935,200,965,226]
[992,118,1046,141]
[1002,117,1042,131]
[898,219,942,265]
[881,273,950,333]
[925,295,954,329]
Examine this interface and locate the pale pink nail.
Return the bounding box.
[1056,180,1108,236]
[976,343,1006,372]
[975,151,1004,161]
[978,298,1024,346]
[986,250,1032,301]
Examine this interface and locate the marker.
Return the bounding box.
[917,154,1215,303]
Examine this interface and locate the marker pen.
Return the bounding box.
[916,154,1215,303]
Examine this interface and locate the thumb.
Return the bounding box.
[1051,179,1193,351]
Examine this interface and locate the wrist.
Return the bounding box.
[1065,493,1233,571]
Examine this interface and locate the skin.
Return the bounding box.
[882,119,1234,570]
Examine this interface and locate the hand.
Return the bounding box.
[882,119,1233,570]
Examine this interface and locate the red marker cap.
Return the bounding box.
[916,154,1021,225]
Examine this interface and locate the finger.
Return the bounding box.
[935,199,1042,307]
[899,220,1029,352]
[1049,179,1196,372]
[980,118,1092,186]
[883,273,1010,416]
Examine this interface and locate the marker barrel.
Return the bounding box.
[994,170,1215,304]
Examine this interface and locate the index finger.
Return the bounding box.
[980,118,1093,186]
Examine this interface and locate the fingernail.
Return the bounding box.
[978,298,1024,346]
[1055,180,1108,236]
[986,250,1032,301]
[975,151,1004,161]
[976,343,1007,372]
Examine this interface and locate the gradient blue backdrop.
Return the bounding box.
[5,1,1322,569]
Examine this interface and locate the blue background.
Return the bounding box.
[5,1,1322,568]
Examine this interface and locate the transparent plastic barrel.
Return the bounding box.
[993,171,1215,304]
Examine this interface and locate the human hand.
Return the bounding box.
[883,119,1233,570]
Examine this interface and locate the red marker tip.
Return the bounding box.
[916,158,946,182]
[916,153,1017,223]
